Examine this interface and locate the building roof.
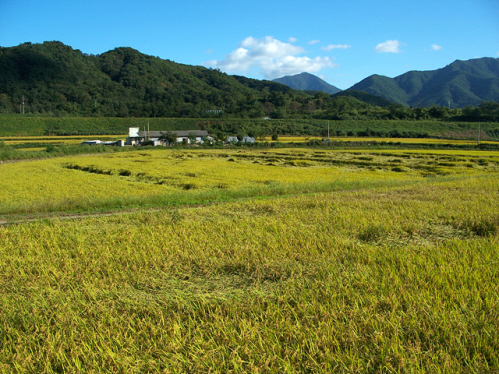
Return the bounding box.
[135,130,209,138]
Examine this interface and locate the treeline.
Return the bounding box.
[2,115,498,140]
[203,119,498,140]
[1,42,498,122]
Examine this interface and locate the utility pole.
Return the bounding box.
[147,119,150,141]
[478,122,481,145]
[21,96,25,114]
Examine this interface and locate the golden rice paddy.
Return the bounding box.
[2,147,497,217]
[0,146,498,373]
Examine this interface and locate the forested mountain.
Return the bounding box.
[349,58,499,108]
[0,42,498,121]
[331,90,395,108]
[273,72,341,94]
[0,41,312,117]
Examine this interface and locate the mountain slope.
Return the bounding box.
[0,41,297,117]
[273,72,341,94]
[331,89,396,108]
[349,58,499,107]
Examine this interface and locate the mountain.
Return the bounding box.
[349,58,499,108]
[1,42,497,119]
[331,89,396,108]
[273,72,341,94]
[0,41,305,117]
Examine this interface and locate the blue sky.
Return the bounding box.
[1,0,498,89]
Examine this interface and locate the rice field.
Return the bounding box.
[0,147,498,373]
[2,148,498,219]
[265,136,498,145]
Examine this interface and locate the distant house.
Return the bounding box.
[80,139,124,146]
[80,140,102,145]
[241,136,256,143]
[148,139,163,146]
[226,136,256,144]
[102,140,125,147]
[126,128,210,146]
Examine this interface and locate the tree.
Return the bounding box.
[187,132,197,144]
[159,131,177,145]
[215,132,226,142]
[237,132,247,142]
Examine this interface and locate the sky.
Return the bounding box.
[1,0,498,89]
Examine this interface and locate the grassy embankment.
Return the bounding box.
[0,165,498,372]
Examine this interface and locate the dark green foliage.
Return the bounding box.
[0,42,260,117]
[2,115,499,141]
[350,57,499,108]
[332,90,396,107]
[232,75,293,93]
[0,116,200,136]
[159,131,177,144]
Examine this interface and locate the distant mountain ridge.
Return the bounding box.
[349,58,499,108]
[272,72,341,94]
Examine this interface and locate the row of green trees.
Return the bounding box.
[2,90,498,122]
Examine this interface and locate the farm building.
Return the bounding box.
[126,128,210,146]
[80,140,102,145]
[226,136,256,143]
[80,140,125,146]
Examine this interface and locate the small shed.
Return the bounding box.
[80,140,102,145]
[102,140,125,147]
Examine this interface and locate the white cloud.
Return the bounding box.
[205,36,337,79]
[431,44,442,51]
[308,39,320,45]
[260,55,336,79]
[375,40,402,53]
[288,37,298,43]
[322,44,351,51]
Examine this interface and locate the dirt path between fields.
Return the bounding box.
[0,207,165,227]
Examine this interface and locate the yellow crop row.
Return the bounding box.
[268,135,497,145]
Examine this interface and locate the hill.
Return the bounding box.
[349,58,499,107]
[0,41,309,117]
[331,89,396,107]
[272,72,341,94]
[1,42,497,120]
